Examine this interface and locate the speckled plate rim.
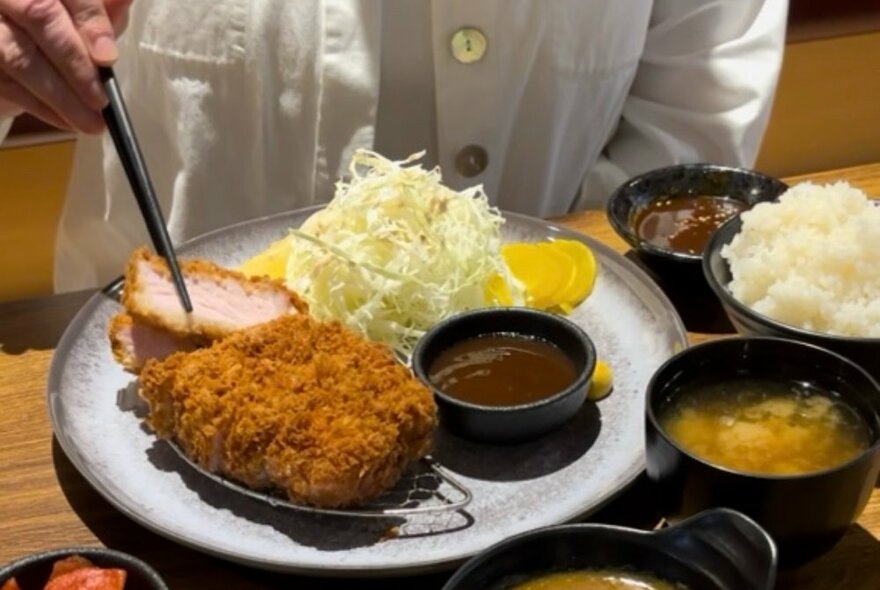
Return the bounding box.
[47,208,688,577]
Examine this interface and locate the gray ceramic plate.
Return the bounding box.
[47,208,687,576]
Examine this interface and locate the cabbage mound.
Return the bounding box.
[286,150,523,355]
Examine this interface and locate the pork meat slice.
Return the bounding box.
[108,313,201,373]
[122,247,307,340]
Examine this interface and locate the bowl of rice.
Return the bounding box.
[703,181,880,379]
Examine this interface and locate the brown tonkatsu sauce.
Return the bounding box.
[427,334,577,407]
[633,195,748,255]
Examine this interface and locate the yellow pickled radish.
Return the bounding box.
[536,241,580,296]
[588,359,614,401]
[238,236,292,279]
[484,272,514,306]
[500,239,597,312]
[501,242,573,309]
[551,239,597,307]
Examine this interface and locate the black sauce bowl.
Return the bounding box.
[412,308,596,443]
[704,215,880,381]
[607,164,788,270]
[442,508,777,590]
[0,547,168,590]
[645,337,880,566]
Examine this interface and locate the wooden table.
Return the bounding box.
[2,164,879,589]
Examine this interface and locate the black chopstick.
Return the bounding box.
[98,67,193,313]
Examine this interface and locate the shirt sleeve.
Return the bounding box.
[0,96,23,144]
[0,117,13,143]
[576,0,788,209]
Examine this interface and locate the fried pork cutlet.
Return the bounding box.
[138,314,437,508]
[122,247,307,341]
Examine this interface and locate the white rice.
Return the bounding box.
[721,181,880,338]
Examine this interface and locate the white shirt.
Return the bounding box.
[0,0,788,292]
[374,0,437,164]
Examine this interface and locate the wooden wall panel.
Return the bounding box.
[755,32,880,178]
[0,141,74,302]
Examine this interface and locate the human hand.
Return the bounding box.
[0,0,133,133]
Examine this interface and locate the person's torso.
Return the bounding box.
[55,0,650,291]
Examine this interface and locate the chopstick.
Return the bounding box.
[98,67,193,313]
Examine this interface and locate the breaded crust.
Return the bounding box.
[108,313,137,368]
[138,314,437,508]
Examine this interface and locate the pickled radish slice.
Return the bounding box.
[500,239,596,312]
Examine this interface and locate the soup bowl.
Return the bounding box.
[703,215,880,381]
[646,337,880,565]
[411,307,595,443]
[442,508,777,590]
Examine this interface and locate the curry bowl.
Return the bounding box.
[703,215,880,381]
[646,337,880,565]
[411,307,596,443]
[442,508,777,590]
[607,164,787,270]
[0,547,168,590]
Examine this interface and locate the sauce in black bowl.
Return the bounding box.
[412,308,595,443]
[606,165,788,333]
[632,195,749,256]
[428,334,577,407]
[607,164,787,266]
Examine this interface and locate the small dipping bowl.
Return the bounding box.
[412,308,596,443]
[442,508,777,590]
[646,337,880,565]
[0,547,168,590]
[704,215,880,381]
[607,164,788,272]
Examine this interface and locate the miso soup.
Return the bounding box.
[659,378,872,476]
[510,569,686,589]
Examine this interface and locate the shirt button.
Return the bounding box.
[455,145,489,177]
[450,27,487,64]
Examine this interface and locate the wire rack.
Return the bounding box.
[169,441,472,518]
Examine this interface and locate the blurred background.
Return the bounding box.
[0,0,877,303]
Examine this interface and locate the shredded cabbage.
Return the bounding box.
[285,149,523,356]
